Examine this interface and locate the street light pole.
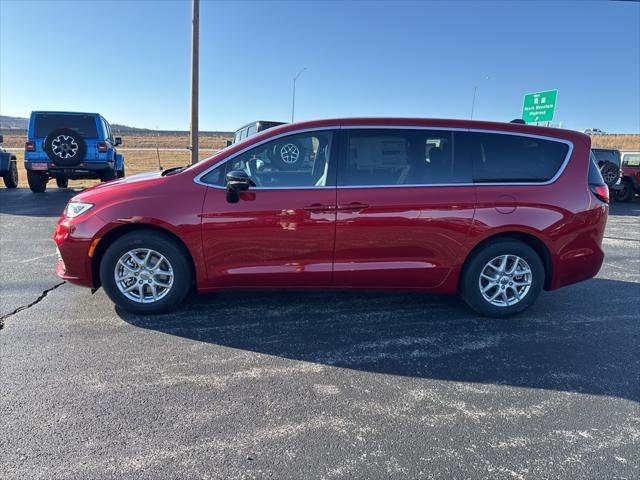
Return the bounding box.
[470,85,478,120]
[190,0,199,165]
[470,76,490,120]
[291,67,307,123]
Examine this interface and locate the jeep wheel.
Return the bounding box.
[615,179,633,203]
[27,170,48,193]
[271,140,304,170]
[43,128,87,167]
[55,176,69,189]
[101,166,117,182]
[600,162,619,188]
[116,164,125,179]
[3,161,18,188]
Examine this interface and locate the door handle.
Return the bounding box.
[337,202,369,211]
[303,204,336,213]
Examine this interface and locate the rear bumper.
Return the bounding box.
[548,204,608,290]
[26,161,114,179]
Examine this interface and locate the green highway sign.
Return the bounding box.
[522,90,558,124]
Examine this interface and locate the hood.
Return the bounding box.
[71,170,177,203]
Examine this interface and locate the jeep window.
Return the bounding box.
[201,131,334,188]
[622,154,640,167]
[341,129,471,186]
[246,124,257,137]
[456,132,569,183]
[35,114,98,139]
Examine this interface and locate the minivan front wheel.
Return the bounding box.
[461,240,544,318]
[99,231,192,314]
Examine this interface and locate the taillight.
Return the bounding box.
[97,142,107,153]
[25,141,35,152]
[590,184,609,204]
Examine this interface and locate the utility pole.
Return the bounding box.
[291,67,307,123]
[190,0,199,165]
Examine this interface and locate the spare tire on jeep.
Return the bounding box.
[43,128,87,167]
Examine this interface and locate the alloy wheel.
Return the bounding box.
[478,254,532,307]
[51,135,79,159]
[114,248,174,304]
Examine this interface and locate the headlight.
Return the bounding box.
[64,202,94,218]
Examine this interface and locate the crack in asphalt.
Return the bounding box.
[603,236,640,243]
[0,282,65,330]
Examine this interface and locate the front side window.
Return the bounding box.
[246,124,257,138]
[456,132,569,183]
[200,130,334,188]
[341,129,469,186]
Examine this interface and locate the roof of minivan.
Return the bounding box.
[262,117,590,142]
[31,111,100,117]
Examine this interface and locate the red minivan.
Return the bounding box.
[54,118,609,317]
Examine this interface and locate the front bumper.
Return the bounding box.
[53,214,108,288]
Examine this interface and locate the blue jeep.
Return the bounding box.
[0,134,19,188]
[24,111,125,192]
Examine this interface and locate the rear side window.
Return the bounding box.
[341,129,471,186]
[34,114,98,138]
[622,154,640,167]
[246,124,257,137]
[455,132,569,183]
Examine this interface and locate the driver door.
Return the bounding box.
[199,129,338,288]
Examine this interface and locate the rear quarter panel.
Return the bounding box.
[466,131,606,291]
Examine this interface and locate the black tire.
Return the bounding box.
[101,166,117,182]
[3,161,18,188]
[116,164,125,179]
[27,170,48,193]
[460,239,545,318]
[599,162,619,188]
[43,128,87,167]
[271,139,304,170]
[99,231,192,314]
[55,176,69,188]
[615,179,633,203]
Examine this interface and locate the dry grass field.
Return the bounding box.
[1,132,230,189]
[591,134,640,151]
[1,132,638,190]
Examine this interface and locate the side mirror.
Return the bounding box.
[226,140,232,147]
[226,170,255,203]
[114,137,122,146]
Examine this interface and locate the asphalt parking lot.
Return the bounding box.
[1,188,638,479]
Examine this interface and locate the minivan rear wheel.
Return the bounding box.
[99,231,192,314]
[27,170,48,193]
[461,239,544,318]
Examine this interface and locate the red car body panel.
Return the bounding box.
[53,118,607,297]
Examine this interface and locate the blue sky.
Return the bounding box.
[1,0,639,133]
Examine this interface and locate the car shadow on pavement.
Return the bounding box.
[0,188,78,217]
[119,277,640,403]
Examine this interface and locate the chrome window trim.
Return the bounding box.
[193,124,574,190]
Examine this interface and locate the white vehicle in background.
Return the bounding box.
[584,128,606,135]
